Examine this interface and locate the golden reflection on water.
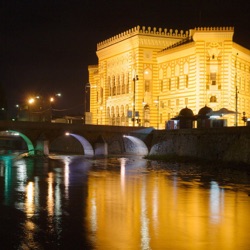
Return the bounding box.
[25,181,35,217]
[86,160,250,250]
[1,155,250,249]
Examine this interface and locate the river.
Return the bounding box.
[0,154,250,250]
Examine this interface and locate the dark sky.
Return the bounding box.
[1,0,250,116]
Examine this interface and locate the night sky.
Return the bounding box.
[1,0,250,116]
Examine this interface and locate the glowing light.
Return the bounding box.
[47,172,54,216]
[28,98,35,104]
[120,158,127,192]
[26,181,34,218]
[64,160,69,199]
[140,181,150,250]
[210,181,224,223]
[90,197,97,232]
[210,115,221,119]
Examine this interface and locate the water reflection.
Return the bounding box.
[0,155,249,249]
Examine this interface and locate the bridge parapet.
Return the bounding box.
[0,121,150,156]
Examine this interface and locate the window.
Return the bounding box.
[210,72,216,85]
[176,77,180,89]
[210,96,217,103]
[108,76,111,96]
[185,75,189,88]
[176,99,179,106]
[121,74,125,94]
[107,107,110,118]
[100,87,103,104]
[168,79,171,90]
[145,80,150,92]
[126,72,129,93]
[160,80,163,92]
[112,76,116,95]
[117,76,120,95]
[144,68,152,93]
[113,84,116,96]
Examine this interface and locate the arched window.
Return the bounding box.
[111,106,115,125]
[160,80,163,92]
[112,76,116,95]
[126,72,129,93]
[100,87,103,104]
[107,107,110,118]
[168,78,171,91]
[144,69,152,92]
[108,76,111,96]
[210,96,217,103]
[116,106,120,125]
[176,76,180,89]
[121,74,125,94]
[107,107,111,125]
[117,75,120,95]
[185,75,189,88]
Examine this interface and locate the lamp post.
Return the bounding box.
[154,96,160,129]
[49,93,61,122]
[242,111,247,125]
[28,98,35,121]
[235,85,238,126]
[84,83,90,125]
[235,53,238,127]
[49,97,54,122]
[132,74,139,126]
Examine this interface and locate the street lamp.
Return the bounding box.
[84,83,91,125]
[28,98,35,104]
[49,97,54,122]
[154,96,160,129]
[49,93,61,122]
[132,74,139,126]
[27,97,36,121]
[235,53,238,127]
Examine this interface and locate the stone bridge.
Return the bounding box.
[1,121,250,165]
[0,121,152,156]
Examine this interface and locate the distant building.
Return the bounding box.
[88,26,250,128]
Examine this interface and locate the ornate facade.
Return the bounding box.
[88,25,250,128]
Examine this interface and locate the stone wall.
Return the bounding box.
[149,127,250,164]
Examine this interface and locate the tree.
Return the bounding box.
[0,82,8,120]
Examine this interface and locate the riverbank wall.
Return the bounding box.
[149,126,250,165]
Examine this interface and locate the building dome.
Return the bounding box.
[179,107,194,117]
[198,105,212,116]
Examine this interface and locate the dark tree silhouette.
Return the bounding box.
[0,83,8,120]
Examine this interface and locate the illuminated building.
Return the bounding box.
[88,26,250,128]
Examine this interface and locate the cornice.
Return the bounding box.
[97,25,189,50]
[192,27,234,41]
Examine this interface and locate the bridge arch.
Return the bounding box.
[66,133,94,156]
[123,135,148,156]
[4,130,35,155]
